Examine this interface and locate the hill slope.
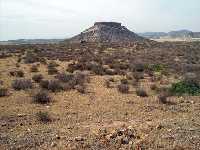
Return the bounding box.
[67,22,145,43]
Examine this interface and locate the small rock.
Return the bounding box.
[156,124,163,130]
[27,128,31,132]
[75,136,84,142]
[121,137,129,145]
[1,122,7,127]
[17,114,26,117]
[51,142,57,147]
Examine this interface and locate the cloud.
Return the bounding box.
[0,0,200,40]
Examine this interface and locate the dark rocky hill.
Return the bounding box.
[66,22,145,43]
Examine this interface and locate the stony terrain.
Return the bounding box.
[0,40,200,149]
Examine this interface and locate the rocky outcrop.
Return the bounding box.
[67,22,145,43]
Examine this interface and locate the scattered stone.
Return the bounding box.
[75,136,85,142]
[121,137,129,145]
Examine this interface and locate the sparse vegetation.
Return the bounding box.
[56,72,74,83]
[24,51,39,64]
[136,88,148,97]
[12,79,33,90]
[30,65,39,72]
[36,111,52,123]
[170,80,200,96]
[48,66,58,75]
[32,74,43,83]
[118,84,129,93]
[33,90,51,104]
[0,88,8,97]
[9,70,24,77]
[47,80,63,92]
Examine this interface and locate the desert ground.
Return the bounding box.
[0,41,200,149]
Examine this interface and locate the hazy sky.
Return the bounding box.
[0,0,200,40]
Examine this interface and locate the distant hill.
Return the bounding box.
[139,30,200,39]
[66,22,146,43]
[0,39,63,45]
[138,32,167,39]
[168,30,193,38]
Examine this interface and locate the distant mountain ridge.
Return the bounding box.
[0,39,63,45]
[139,30,200,39]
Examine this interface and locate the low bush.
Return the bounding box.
[32,74,43,83]
[136,88,148,97]
[48,67,58,75]
[40,80,49,89]
[12,79,32,90]
[170,80,200,96]
[0,88,8,97]
[121,78,129,84]
[30,65,39,72]
[48,61,59,68]
[56,72,74,83]
[150,64,165,72]
[75,85,86,94]
[36,111,52,123]
[9,70,24,77]
[118,84,129,93]
[133,72,144,82]
[33,90,51,104]
[158,92,169,104]
[47,80,63,92]
[24,51,39,64]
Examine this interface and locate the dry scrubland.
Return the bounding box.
[0,41,200,149]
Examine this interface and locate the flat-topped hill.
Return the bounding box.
[66,22,145,43]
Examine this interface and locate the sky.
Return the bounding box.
[0,0,200,41]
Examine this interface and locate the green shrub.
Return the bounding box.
[170,81,200,96]
[150,64,164,72]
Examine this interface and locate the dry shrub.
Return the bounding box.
[158,93,168,104]
[136,88,148,97]
[133,72,144,82]
[150,84,158,91]
[36,111,52,123]
[9,70,24,77]
[0,88,8,97]
[75,85,86,94]
[48,67,58,75]
[12,79,32,90]
[24,51,39,64]
[118,84,129,93]
[121,78,129,84]
[33,90,51,104]
[40,80,62,92]
[56,72,74,83]
[48,61,59,68]
[40,80,49,89]
[32,74,43,83]
[30,65,39,72]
